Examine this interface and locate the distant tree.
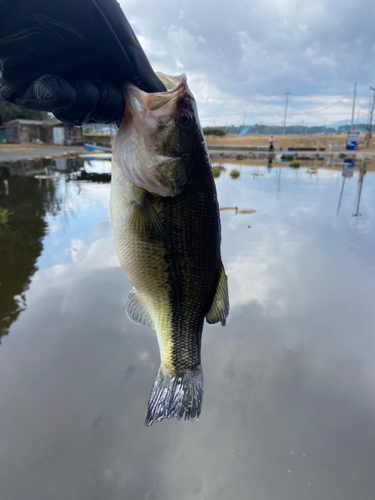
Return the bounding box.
[226,124,338,135]
[83,124,94,133]
[0,95,52,125]
[202,127,228,137]
[337,124,368,134]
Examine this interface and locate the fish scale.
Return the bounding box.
[160,177,219,372]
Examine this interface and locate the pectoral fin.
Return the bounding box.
[126,288,154,329]
[206,263,229,324]
[129,193,165,240]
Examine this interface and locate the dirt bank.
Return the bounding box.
[205,134,375,152]
[0,144,86,161]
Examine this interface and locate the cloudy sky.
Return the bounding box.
[120,0,375,127]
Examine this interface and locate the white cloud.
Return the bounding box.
[69,235,120,270]
[119,0,375,126]
[227,254,278,308]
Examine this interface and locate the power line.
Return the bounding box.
[304,91,353,114]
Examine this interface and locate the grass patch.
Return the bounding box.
[289,161,300,168]
[229,169,240,179]
[212,166,222,178]
[212,164,227,178]
[203,127,227,137]
[0,207,10,228]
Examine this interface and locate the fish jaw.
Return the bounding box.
[112,73,200,197]
[112,110,179,196]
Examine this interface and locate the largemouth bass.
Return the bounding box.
[111,73,229,425]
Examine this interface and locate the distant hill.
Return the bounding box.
[228,124,337,135]
[336,124,368,133]
[0,95,51,126]
[328,117,369,130]
[223,122,371,135]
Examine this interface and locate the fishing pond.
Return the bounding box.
[1,157,375,500]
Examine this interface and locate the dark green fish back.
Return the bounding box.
[153,149,221,373]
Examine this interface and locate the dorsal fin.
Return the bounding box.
[206,263,229,324]
[126,288,154,329]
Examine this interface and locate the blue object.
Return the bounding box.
[84,143,112,152]
[342,159,355,177]
[346,130,359,150]
[239,126,251,135]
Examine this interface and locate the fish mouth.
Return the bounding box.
[147,74,188,111]
[123,73,190,126]
[113,74,194,197]
[150,73,190,106]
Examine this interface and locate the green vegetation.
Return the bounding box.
[83,124,94,133]
[82,133,112,146]
[229,169,240,179]
[286,154,294,161]
[0,95,52,126]
[212,165,227,178]
[212,167,222,178]
[289,161,300,168]
[226,124,338,135]
[0,207,10,228]
[337,124,368,134]
[203,127,227,137]
[194,123,370,138]
[236,154,244,161]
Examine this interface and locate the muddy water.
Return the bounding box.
[1,159,375,500]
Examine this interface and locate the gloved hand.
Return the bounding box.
[15,75,125,124]
[0,0,166,125]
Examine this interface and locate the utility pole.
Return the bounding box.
[351,83,357,128]
[365,86,375,148]
[337,176,346,216]
[283,89,291,135]
[367,99,372,124]
[354,158,366,217]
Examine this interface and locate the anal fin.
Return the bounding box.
[129,193,165,240]
[126,288,154,329]
[206,262,229,324]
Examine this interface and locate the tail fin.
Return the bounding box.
[145,366,203,426]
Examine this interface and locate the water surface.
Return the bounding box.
[1,159,375,500]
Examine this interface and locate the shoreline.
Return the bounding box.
[1,140,375,172]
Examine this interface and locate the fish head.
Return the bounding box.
[113,73,205,197]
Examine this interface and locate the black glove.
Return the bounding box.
[0,0,166,124]
[15,74,126,124]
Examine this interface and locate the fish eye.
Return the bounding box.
[179,110,192,127]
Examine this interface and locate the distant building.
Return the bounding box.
[4,119,45,143]
[50,122,83,146]
[3,119,83,145]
